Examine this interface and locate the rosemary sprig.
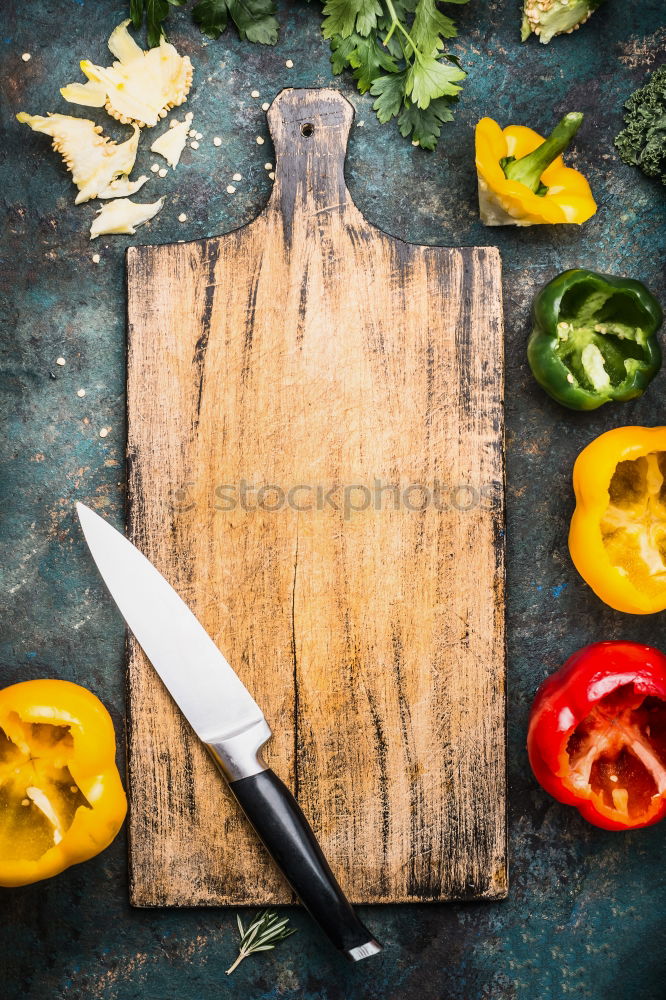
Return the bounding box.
[226,910,296,975]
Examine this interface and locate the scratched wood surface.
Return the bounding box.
[126,88,506,906]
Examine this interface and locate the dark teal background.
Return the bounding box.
[1,2,665,997]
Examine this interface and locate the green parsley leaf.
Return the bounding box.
[398,94,455,149]
[410,0,457,52]
[322,0,361,39]
[371,72,407,122]
[332,33,398,92]
[405,51,464,108]
[356,0,384,36]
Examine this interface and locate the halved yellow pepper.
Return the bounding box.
[475,113,597,226]
[0,679,126,886]
[569,426,666,614]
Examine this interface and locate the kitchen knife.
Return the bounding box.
[76,502,381,962]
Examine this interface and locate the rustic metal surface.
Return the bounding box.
[1,1,665,997]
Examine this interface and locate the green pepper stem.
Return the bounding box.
[503,112,584,193]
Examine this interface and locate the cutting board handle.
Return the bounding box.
[266,88,355,223]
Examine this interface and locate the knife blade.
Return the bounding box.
[76,502,381,962]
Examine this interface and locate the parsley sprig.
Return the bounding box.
[226,910,296,975]
[129,0,468,149]
[326,0,468,148]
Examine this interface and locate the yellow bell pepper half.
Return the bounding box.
[0,679,127,887]
[569,426,666,615]
[475,114,597,227]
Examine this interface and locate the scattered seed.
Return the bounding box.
[251,89,260,98]
[99,428,109,438]
[610,774,618,782]
[190,141,200,149]
[269,171,275,180]
[150,163,160,173]
[226,184,236,194]
[357,121,365,127]
[213,137,222,146]
[92,253,101,264]
[21,798,30,806]
[70,786,78,793]
[411,140,419,147]
[262,102,270,111]
[77,388,86,398]
[256,136,265,145]
[285,59,294,68]
[232,172,242,181]
[188,129,197,137]
[56,357,66,366]
[178,212,187,222]
[21,52,31,62]
[158,168,167,178]
[195,132,203,140]
[566,373,575,383]
[264,162,273,170]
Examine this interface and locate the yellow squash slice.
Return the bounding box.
[61,20,193,129]
[16,112,140,204]
[90,197,165,239]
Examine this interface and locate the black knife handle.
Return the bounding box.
[229,769,382,961]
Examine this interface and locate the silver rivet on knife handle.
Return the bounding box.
[206,719,272,782]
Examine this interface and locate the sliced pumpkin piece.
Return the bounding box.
[90,197,165,239]
[16,112,140,204]
[98,175,150,199]
[61,20,193,129]
[150,112,194,168]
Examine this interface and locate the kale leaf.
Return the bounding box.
[615,65,666,186]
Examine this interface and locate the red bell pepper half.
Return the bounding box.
[528,641,666,830]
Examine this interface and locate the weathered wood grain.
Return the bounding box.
[126,88,506,906]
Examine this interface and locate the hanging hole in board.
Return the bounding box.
[300,123,315,138]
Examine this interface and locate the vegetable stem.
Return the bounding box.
[503,112,583,193]
[383,0,417,57]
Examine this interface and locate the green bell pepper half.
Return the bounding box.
[527,269,663,411]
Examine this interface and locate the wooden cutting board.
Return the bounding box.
[126,88,506,906]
